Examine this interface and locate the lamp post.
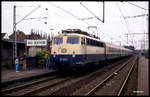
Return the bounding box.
[13,5,46,61]
[13,5,17,61]
[49,28,54,52]
[49,28,54,41]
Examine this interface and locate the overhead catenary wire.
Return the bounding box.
[126,2,148,11]
[80,2,129,46]
[49,2,130,46]
[79,17,95,20]
[116,3,130,34]
[124,14,148,19]
[49,2,111,44]
[120,2,134,44]
[121,2,148,48]
[16,5,41,25]
[116,3,132,45]
[15,4,41,8]
[80,2,104,23]
[14,6,37,7]
[121,2,148,19]
[49,2,90,26]
[98,28,129,45]
[79,2,125,45]
[23,17,48,20]
[96,3,131,45]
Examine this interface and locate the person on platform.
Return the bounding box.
[23,52,27,70]
[15,57,19,72]
[44,51,50,69]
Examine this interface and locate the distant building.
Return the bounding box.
[1,30,51,68]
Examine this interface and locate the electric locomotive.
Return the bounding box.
[50,29,133,71]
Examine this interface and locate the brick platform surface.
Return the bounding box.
[137,56,149,96]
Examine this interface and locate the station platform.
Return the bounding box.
[1,68,53,84]
[137,55,149,96]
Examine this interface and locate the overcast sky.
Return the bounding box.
[1,1,149,49]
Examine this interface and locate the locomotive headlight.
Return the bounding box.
[53,52,56,58]
[72,51,75,57]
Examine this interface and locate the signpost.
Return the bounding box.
[27,40,47,46]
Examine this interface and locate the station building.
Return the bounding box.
[1,30,50,69]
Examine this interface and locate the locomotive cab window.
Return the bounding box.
[53,37,63,44]
[67,36,79,44]
[81,37,86,45]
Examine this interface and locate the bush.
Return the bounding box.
[35,51,47,67]
[36,50,46,57]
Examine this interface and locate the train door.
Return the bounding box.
[81,37,87,60]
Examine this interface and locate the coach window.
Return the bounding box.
[67,36,79,44]
[53,37,63,44]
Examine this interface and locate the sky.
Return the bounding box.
[1,1,149,50]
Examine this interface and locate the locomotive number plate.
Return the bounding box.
[60,58,68,61]
[61,48,67,53]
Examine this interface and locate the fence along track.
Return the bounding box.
[85,56,137,96]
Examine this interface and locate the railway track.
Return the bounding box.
[33,56,132,96]
[1,75,76,96]
[2,56,134,96]
[1,71,56,89]
[84,55,137,96]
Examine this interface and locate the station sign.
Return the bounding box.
[26,39,47,46]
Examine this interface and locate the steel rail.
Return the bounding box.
[3,75,76,96]
[84,56,135,96]
[19,57,131,96]
[2,76,58,95]
[22,76,77,96]
[117,56,137,96]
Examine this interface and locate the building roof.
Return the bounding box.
[9,30,45,41]
[2,39,26,44]
[1,33,6,39]
[9,30,27,41]
[1,33,10,39]
[26,34,44,40]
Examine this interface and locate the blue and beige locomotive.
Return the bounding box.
[50,29,133,71]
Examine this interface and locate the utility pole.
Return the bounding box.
[12,5,43,59]
[126,33,129,44]
[103,1,105,23]
[144,30,145,50]
[13,5,17,61]
[125,32,148,50]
